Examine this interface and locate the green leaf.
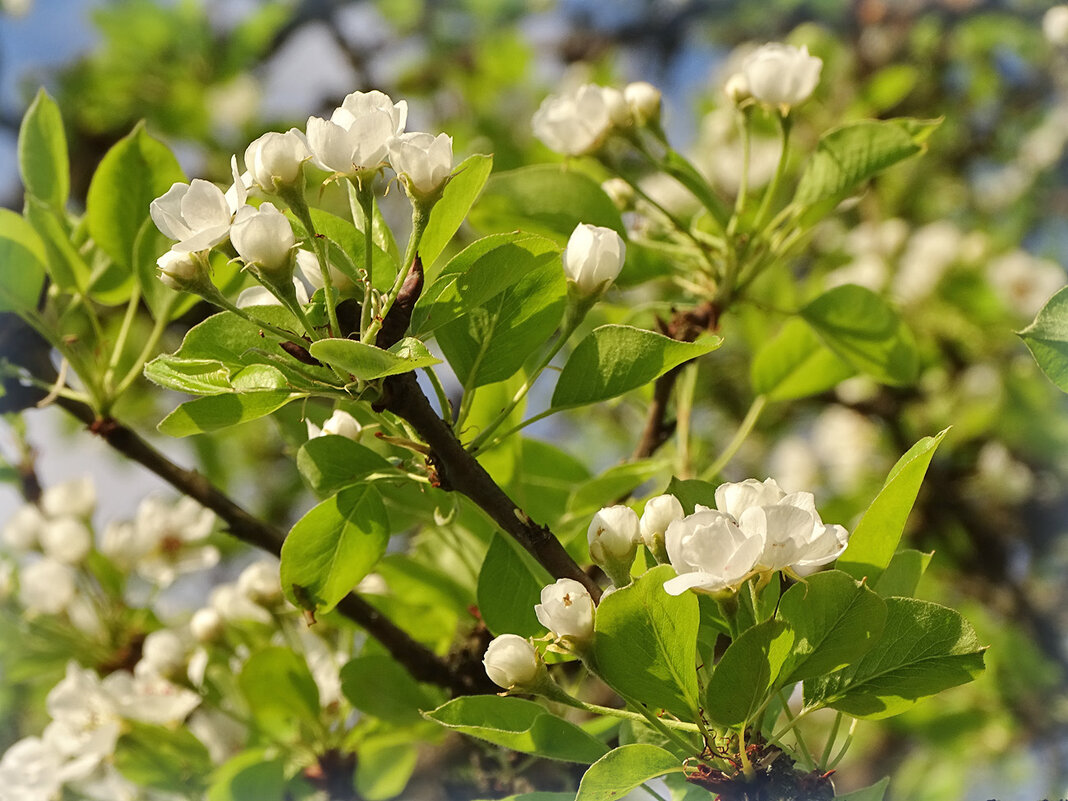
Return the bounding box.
[355,736,419,801]
[593,565,701,719]
[568,460,664,518]
[425,695,610,763]
[296,436,394,497]
[664,477,718,514]
[873,549,933,598]
[795,118,940,212]
[420,153,494,269]
[838,777,890,801]
[478,533,553,638]
[18,88,69,209]
[800,285,918,386]
[413,232,560,335]
[838,430,948,583]
[157,390,300,437]
[86,121,185,269]
[803,598,986,720]
[469,164,624,243]
[23,197,91,292]
[291,207,395,292]
[309,336,441,380]
[174,307,302,365]
[0,209,48,311]
[574,744,684,801]
[238,647,321,738]
[436,248,566,388]
[144,355,233,395]
[705,619,795,728]
[474,795,573,801]
[1019,285,1068,392]
[114,721,212,793]
[340,654,434,725]
[280,485,390,615]
[552,326,721,409]
[776,570,887,684]
[208,751,286,801]
[751,317,856,400]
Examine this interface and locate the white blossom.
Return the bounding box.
[987,250,1065,318]
[1044,5,1068,45]
[534,578,595,644]
[188,708,245,764]
[624,81,661,125]
[587,505,640,564]
[563,223,626,295]
[639,494,685,556]
[308,409,363,441]
[43,663,122,777]
[664,509,764,595]
[0,737,66,801]
[740,43,822,110]
[189,607,225,642]
[236,278,310,308]
[306,89,407,175]
[102,670,200,725]
[136,629,188,678]
[19,558,76,615]
[237,559,282,604]
[38,517,92,564]
[483,634,540,689]
[532,84,626,156]
[150,158,247,253]
[244,128,309,192]
[210,582,272,624]
[3,503,44,552]
[40,477,95,520]
[296,248,355,293]
[156,250,205,292]
[389,131,453,196]
[231,201,297,277]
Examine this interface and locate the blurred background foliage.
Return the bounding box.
[1,1,1067,799]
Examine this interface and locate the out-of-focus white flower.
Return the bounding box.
[188,708,246,764]
[664,508,763,595]
[244,128,309,192]
[66,765,140,801]
[563,223,626,295]
[298,627,343,707]
[0,560,13,600]
[3,503,44,552]
[306,89,407,175]
[43,663,122,777]
[639,494,684,560]
[698,108,779,195]
[101,496,218,587]
[38,517,92,564]
[308,409,363,442]
[532,84,627,156]
[356,573,388,594]
[189,607,225,643]
[811,406,879,493]
[483,634,541,689]
[769,436,820,498]
[210,582,272,624]
[534,578,595,644]
[601,177,634,210]
[235,278,310,308]
[136,629,188,678]
[151,159,247,253]
[0,737,66,801]
[296,248,355,293]
[624,81,661,126]
[40,478,95,520]
[740,43,822,111]
[237,559,282,604]
[987,250,1065,318]
[19,558,76,615]
[389,131,453,197]
[102,670,200,725]
[1044,5,1068,45]
[0,0,34,18]
[893,221,962,303]
[231,202,297,277]
[724,72,751,105]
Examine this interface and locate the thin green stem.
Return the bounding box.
[423,366,453,426]
[285,189,339,338]
[752,112,792,233]
[674,362,698,478]
[641,783,671,801]
[356,182,377,340]
[632,701,702,755]
[819,710,844,769]
[825,718,858,770]
[700,394,768,481]
[364,199,431,344]
[770,704,816,743]
[102,285,142,393]
[469,407,556,455]
[211,294,308,346]
[774,692,815,771]
[18,310,104,411]
[728,107,753,236]
[573,700,701,734]
[112,293,178,398]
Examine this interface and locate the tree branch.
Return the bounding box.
[53,395,491,695]
[377,372,603,602]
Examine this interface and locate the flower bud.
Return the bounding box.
[244,128,310,193]
[388,132,453,198]
[236,559,282,605]
[189,607,225,642]
[563,223,626,296]
[532,84,624,156]
[157,250,209,293]
[483,634,541,690]
[534,578,595,644]
[588,505,639,587]
[38,517,92,564]
[40,477,95,520]
[624,81,662,126]
[138,629,187,678]
[740,43,822,112]
[601,178,634,210]
[724,73,751,106]
[19,558,76,615]
[3,504,44,552]
[231,202,297,277]
[639,494,684,563]
[319,409,362,441]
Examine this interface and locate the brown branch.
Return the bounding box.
[377,372,603,602]
[53,396,490,695]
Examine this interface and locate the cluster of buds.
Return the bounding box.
[532,81,662,156]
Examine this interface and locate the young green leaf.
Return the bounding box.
[837,777,890,801]
[1019,285,1068,392]
[0,209,48,312]
[425,695,610,763]
[143,355,233,396]
[280,484,390,615]
[18,88,69,210]
[238,647,321,739]
[776,570,887,684]
[552,326,722,409]
[114,721,212,793]
[340,654,436,725]
[751,317,856,400]
[157,390,301,437]
[574,744,684,801]
[800,285,919,386]
[207,751,286,801]
[296,436,394,497]
[873,549,933,598]
[705,618,795,728]
[803,598,986,719]
[664,477,719,514]
[308,336,441,380]
[419,153,494,269]
[23,196,91,293]
[478,533,554,638]
[593,565,701,719]
[355,735,419,800]
[838,429,948,583]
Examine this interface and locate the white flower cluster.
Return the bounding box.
[0,661,199,801]
[725,43,823,112]
[532,81,662,156]
[150,89,454,291]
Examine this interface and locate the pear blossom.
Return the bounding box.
[150,157,247,252]
[986,250,1065,318]
[102,670,200,725]
[563,223,626,295]
[1044,5,1068,45]
[188,708,246,764]
[189,607,225,642]
[157,249,207,292]
[534,578,596,644]
[663,509,764,595]
[40,477,95,520]
[306,89,407,175]
[136,629,188,678]
[624,81,662,125]
[244,128,309,192]
[587,505,640,564]
[38,517,91,564]
[237,559,282,604]
[210,582,272,624]
[230,201,297,277]
[602,177,634,210]
[389,131,453,196]
[639,494,685,559]
[296,248,355,292]
[19,558,76,615]
[308,409,363,441]
[532,83,627,155]
[0,736,66,801]
[3,503,44,552]
[740,43,822,111]
[236,278,310,308]
[483,634,540,689]
[299,627,344,707]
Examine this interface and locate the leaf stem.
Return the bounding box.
[819,710,844,769]
[364,198,431,345]
[355,181,377,341]
[752,112,792,234]
[113,293,178,398]
[102,284,142,396]
[699,394,767,481]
